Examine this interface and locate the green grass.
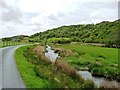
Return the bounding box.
[0,41,19,48]
[15,45,53,88]
[15,45,96,88]
[0,41,2,48]
[53,44,119,81]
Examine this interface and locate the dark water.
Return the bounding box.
[45,45,119,88]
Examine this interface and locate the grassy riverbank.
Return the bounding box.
[15,45,49,88]
[15,45,95,88]
[53,43,120,81]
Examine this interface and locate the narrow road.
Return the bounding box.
[1,46,26,88]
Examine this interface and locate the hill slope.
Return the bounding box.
[1,20,120,47]
[29,19,120,47]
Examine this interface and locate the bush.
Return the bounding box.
[55,60,84,82]
[92,67,104,77]
[48,38,72,44]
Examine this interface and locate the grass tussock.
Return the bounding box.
[33,45,52,64]
[55,59,83,82]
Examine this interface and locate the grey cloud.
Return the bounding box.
[1,8,23,23]
[46,13,66,26]
[6,25,15,31]
[47,13,66,23]
[57,13,66,17]
[32,22,46,31]
[0,0,9,8]
[62,2,118,24]
[47,14,60,21]
[0,0,23,23]
[74,2,117,11]
[44,2,118,29]
[118,1,120,19]
[24,12,40,18]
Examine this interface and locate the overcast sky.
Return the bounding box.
[0,0,119,38]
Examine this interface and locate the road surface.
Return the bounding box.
[0,46,26,89]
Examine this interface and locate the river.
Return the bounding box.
[45,45,59,62]
[45,45,119,88]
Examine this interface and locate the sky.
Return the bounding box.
[0,0,119,38]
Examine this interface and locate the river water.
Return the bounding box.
[79,71,119,88]
[45,45,59,62]
[45,45,119,88]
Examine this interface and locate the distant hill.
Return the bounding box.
[2,19,120,47]
[29,19,120,47]
[2,35,28,42]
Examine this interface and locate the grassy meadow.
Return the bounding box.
[52,43,119,81]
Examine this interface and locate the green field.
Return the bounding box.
[53,44,119,81]
[0,41,20,48]
[15,45,96,88]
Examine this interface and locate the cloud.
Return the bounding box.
[0,0,23,23]
[31,1,118,30]
[118,1,120,19]
[47,14,60,21]
[1,8,23,23]
[0,0,9,8]
[6,25,15,31]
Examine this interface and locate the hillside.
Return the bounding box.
[2,35,28,42]
[29,19,120,47]
[2,20,120,47]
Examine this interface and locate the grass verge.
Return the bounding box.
[15,45,55,88]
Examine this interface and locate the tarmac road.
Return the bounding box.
[0,46,26,89]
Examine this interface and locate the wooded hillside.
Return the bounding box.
[29,19,120,47]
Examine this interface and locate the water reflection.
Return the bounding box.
[79,71,119,88]
[45,45,59,62]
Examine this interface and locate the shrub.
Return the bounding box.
[92,67,104,77]
[55,60,84,83]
